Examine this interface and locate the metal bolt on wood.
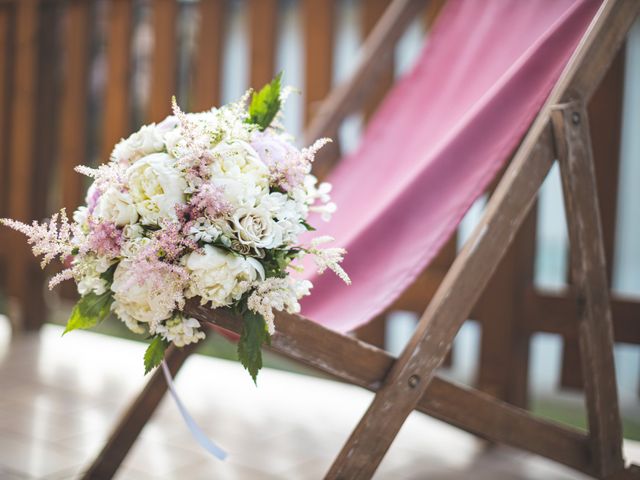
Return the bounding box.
[572,111,581,124]
[408,375,420,388]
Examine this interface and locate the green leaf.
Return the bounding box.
[301,220,316,232]
[99,263,117,284]
[144,336,169,374]
[247,72,282,131]
[63,291,114,335]
[237,310,270,384]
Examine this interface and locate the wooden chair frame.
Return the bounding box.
[82,1,640,478]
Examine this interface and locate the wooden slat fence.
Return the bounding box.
[0,0,637,407]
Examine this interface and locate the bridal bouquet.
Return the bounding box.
[2,74,349,381]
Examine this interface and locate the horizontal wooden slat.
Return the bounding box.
[525,289,640,345]
[186,301,594,476]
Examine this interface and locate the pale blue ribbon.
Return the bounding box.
[161,360,228,460]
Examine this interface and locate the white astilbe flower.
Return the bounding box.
[187,217,222,244]
[247,277,312,334]
[155,315,206,347]
[1,209,78,268]
[308,236,350,285]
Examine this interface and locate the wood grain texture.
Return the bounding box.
[101,0,133,163]
[325,2,639,476]
[184,302,595,476]
[81,344,197,479]
[192,0,224,111]
[561,48,625,391]
[552,101,624,477]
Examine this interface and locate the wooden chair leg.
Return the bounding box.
[81,344,196,480]
[324,122,557,478]
[552,101,625,478]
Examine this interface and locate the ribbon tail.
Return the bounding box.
[161,360,228,460]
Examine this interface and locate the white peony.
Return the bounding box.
[209,141,269,206]
[126,152,187,225]
[111,124,165,165]
[183,245,264,307]
[111,260,184,334]
[95,187,139,226]
[231,206,283,250]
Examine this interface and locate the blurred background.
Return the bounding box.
[0,0,639,474]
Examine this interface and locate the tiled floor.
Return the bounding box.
[0,317,638,479]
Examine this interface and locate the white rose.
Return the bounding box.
[111,260,184,333]
[231,206,283,250]
[183,245,264,307]
[111,124,165,165]
[95,187,139,226]
[127,152,187,225]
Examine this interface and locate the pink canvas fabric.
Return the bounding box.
[299,0,601,332]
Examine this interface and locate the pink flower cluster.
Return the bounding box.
[190,183,232,218]
[87,220,122,257]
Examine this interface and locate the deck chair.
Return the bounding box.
[83,0,640,478]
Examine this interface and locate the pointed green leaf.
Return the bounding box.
[144,336,168,375]
[301,220,316,232]
[237,310,270,384]
[247,72,282,131]
[63,291,113,335]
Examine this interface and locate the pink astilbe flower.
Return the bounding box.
[75,163,126,191]
[86,185,102,214]
[87,220,122,257]
[1,209,77,268]
[171,97,213,168]
[48,268,75,290]
[125,241,189,293]
[183,150,216,188]
[151,221,196,262]
[251,133,331,192]
[190,183,231,218]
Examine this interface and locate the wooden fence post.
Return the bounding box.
[6,0,44,330]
